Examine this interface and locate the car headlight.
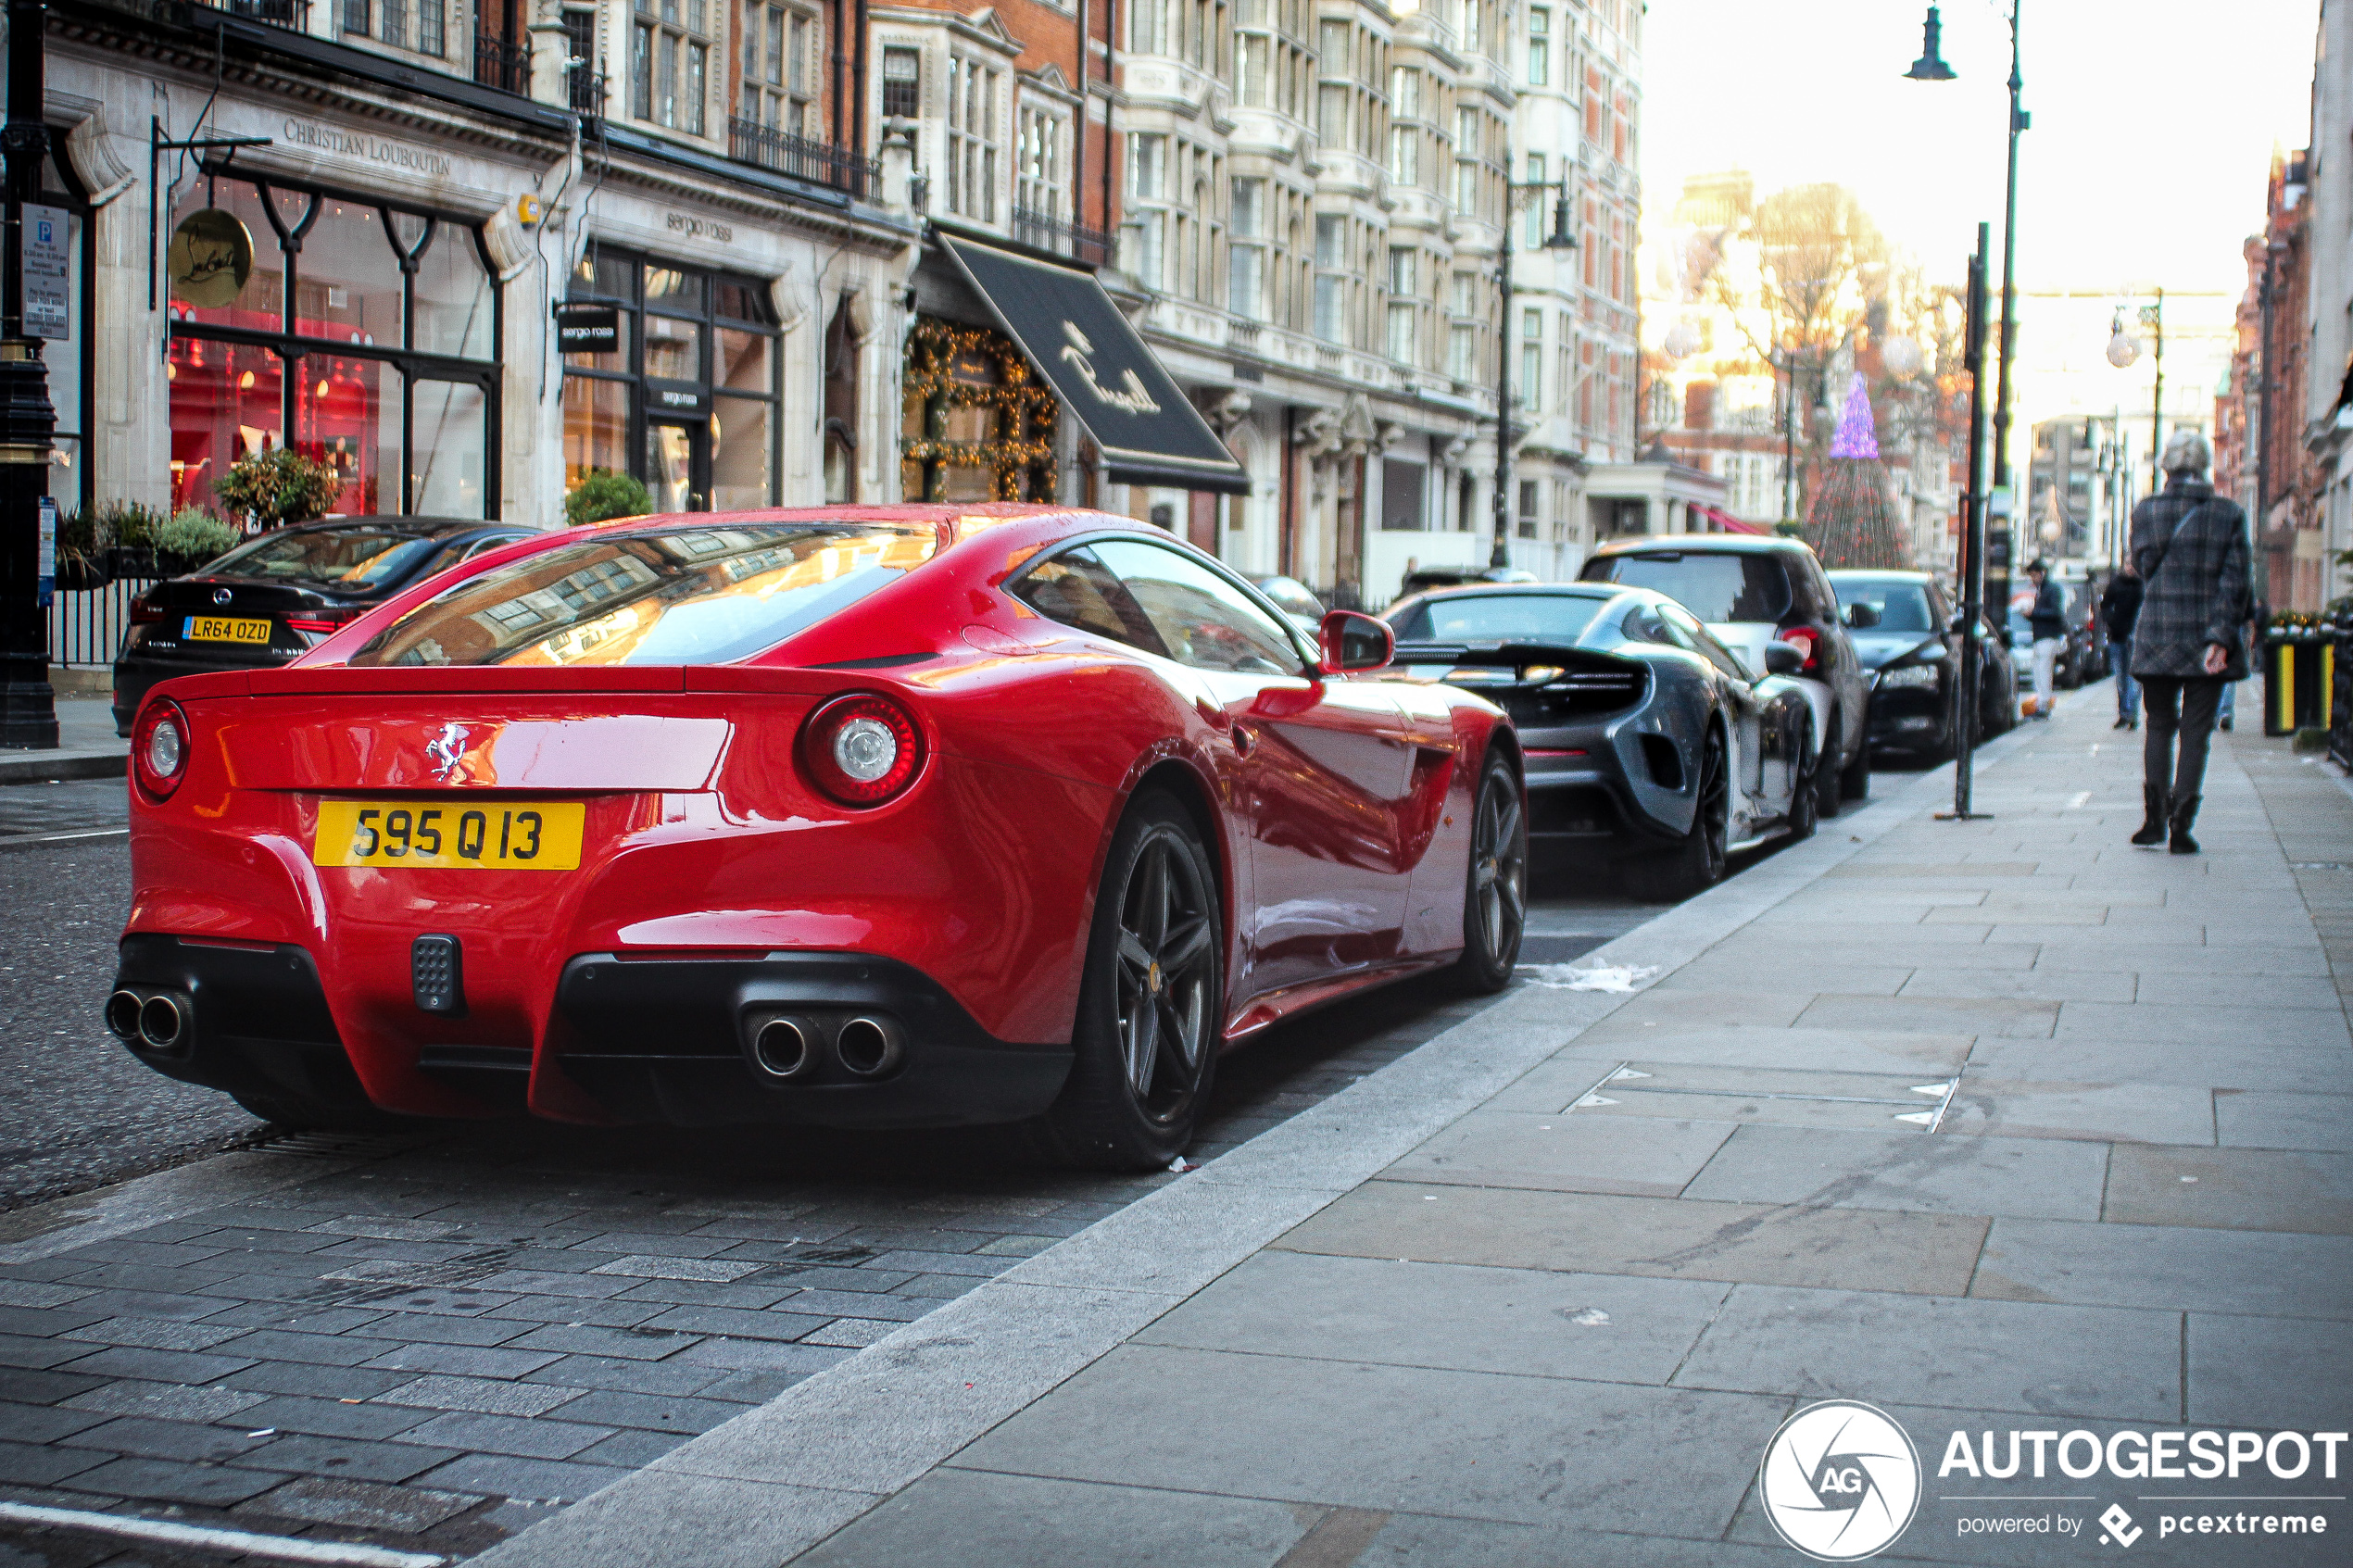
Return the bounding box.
[1878,663,1942,690]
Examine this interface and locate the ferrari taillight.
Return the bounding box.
[798,693,925,808]
[132,698,189,800]
[1777,626,1819,671]
[287,606,366,638]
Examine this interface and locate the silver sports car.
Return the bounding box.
[1381,581,1821,899]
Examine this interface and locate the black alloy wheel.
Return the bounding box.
[1026,790,1220,1170]
[1623,727,1729,902]
[1452,750,1527,994]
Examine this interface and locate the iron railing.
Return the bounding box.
[196,0,309,26]
[474,31,531,94]
[1013,205,1112,264]
[727,118,877,199]
[51,572,161,671]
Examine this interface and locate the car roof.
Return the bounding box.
[1401,582,1620,600]
[1590,534,1817,558]
[1825,569,1935,582]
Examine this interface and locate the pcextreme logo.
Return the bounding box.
[1759,1400,1923,1562]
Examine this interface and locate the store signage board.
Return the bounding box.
[554,304,621,352]
[23,205,67,340]
[166,210,255,309]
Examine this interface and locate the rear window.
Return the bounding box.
[1831,577,1937,633]
[1586,551,1792,625]
[1387,591,1614,644]
[208,526,442,592]
[346,523,937,668]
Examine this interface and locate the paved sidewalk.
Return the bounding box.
[478,695,2352,1568]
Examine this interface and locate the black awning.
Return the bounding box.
[938,234,1251,495]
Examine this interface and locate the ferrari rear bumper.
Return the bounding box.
[108,936,1072,1131]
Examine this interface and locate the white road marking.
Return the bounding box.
[0,1503,444,1567]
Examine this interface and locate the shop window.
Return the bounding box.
[900,316,1054,504]
[166,169,498,520]
[412,228,495,360]
[560,249,780,513]
[38,148,91,514]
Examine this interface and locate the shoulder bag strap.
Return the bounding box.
[2142,498,2209,585]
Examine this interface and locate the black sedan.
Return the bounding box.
[111,517,539,734]
[1381,582,1818,900]
[1828,569,2019,762]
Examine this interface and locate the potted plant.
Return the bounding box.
[52,507,110,592]
[211,447,345,533]
[157,508,245,575]
[565,469,652,528]
[99,501,168,580]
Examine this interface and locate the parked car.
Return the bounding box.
[1399,564,1539,596]
[1580,534,1871,820]
[1827,569,2019,762]
[1382,581,1818,899]
[111,517,541,735]
[107,505,1525,1170]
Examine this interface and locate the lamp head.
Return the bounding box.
[1542,194,1577,250]
[1905,5,1957,82]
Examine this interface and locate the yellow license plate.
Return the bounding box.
[312,800,585,871]
[184,615,272,645]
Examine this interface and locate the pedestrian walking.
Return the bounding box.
[2024,559,2066,719]
[2100,563,2143,730]
[2128,430,2249,854]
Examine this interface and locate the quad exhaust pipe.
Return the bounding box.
[739,1011,904,1083]
[107,988,191,1053]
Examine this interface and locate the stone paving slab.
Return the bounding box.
[1677,1123,2109,1221]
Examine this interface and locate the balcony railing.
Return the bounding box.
[474,31,530,94]
[728,117,877,199]
[197,0,308,28]
[1013,206,1112,265]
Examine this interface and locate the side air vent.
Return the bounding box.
[1640,734,1684,791]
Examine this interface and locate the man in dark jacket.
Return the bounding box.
[2128,431,2249,854]
[2100,564,2143,730]
[2024,560,2067,719]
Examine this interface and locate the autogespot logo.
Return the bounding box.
[1760,1400,1923,1562]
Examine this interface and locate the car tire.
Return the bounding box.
[1450,748,1527,994]
[1786,729,1819,842]
[1023,789,1221,1172]
[1838,725,1871,802]
[1622,727,1729,903]
[1813,719,1843,821]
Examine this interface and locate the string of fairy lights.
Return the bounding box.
[900,317,1059,503]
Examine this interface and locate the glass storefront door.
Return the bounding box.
[646,420,706,513]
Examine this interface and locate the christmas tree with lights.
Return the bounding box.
[1804,372,1907,569]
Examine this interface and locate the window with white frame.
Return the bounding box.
[741,2,814,134]
[1312,214,1344,343]
[1522,153,1547,246]
[1128,0,1168,52]
[1229,178,1266,320]
[1017,105,1067,224]
[946,55,1001,221]
[1447,270,1478,381]
[1386,68,1421,186]
[632,0,711,134]
[343,0,446,57]
[1519,308,1541,408]
[1526,6,1549,84]
[1124,133,1169,288]
[1453,106,1481,214]
[1386,247,1418,365]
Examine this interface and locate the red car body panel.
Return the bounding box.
[116,505,1512,1128]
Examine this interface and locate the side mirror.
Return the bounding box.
[1318,609,1394,674]
[1762,641,1805,677]
[1843,602,1881,630]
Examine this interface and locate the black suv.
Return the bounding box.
[112,517,539,734]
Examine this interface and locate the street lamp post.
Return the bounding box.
[0,0,57,749]
[1491,160,1576,571]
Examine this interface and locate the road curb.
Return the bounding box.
[0,748,125,784]
[467,724,2046,1568]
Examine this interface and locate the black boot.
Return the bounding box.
[2132,784,2169,847]
[2169,794,2201,855]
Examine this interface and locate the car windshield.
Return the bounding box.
[1587,551,1792,624]
[346,522,937,668]
[1387,591,1614,645]
[1832,577,1937,633]
[207,526,444,593]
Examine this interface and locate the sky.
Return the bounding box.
[1639,0,2323,301]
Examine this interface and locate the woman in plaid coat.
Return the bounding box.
[2127,430,2249,854]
